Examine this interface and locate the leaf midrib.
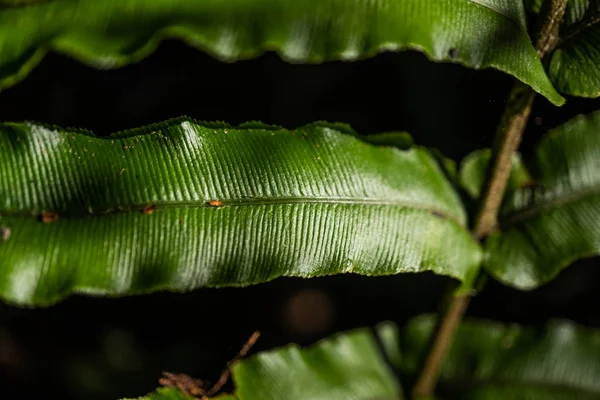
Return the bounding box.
[498,182,600,230]
[0,197,462,226]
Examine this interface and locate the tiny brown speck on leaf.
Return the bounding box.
[0,226,10,241]
[430,210,445,219]
[143,205,156,215]
[208,200,223,207]
[40,212,59,223]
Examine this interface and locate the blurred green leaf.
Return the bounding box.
[401,315,600,399]
[135,316,600,399]
[129,325,402,400]
[548,0,600,97]
[459,148,531,200]
[0,0,563,104]
[231,324,402,400]
[0,118,481,305]
[483,110,600,288]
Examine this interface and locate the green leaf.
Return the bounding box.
[0,0,563,104]
[0,118,481,305]
[548,0,600,97]
[129,324,402,400]
[134,316,600,400]
[401,315,600,399]
[458,148,531,200]
[231,324,402,400]
[484,110,600,289]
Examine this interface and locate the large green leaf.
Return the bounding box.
[547,0,600,97]
[400,315,600,399]
[128,324,402,400]
[0,118,481,305]
[481,110,600,289]
[0,0,563,104]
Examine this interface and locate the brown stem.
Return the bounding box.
[411,1,567,398]
[159,331,260,399]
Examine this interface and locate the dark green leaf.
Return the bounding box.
[401,315,600,399]
[0,0,563,104]
[548,0,600,97]
[483,110,600,288]
[0,118,481,305]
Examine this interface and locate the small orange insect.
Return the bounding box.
[40,211,59,223]
[208,200,223,207]
[142,205,156,215]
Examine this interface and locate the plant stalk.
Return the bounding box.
[411,1,567,397]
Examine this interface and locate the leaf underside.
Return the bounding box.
[480,110,600,289]
[0,118,481,305]
[0,0,563,104]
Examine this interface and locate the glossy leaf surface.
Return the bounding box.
[0,119,481,305]
[401,315,600,399]
[483,110,600,288]
[0,0,563,104]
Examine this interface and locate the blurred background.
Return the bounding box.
[1,41,600,399]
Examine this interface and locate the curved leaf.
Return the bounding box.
[0,118,481,305]
[130,324,402,400]
[548,0,600,97]
[0,0,563,104]
[400,315,600,399]
[483,110,600,288]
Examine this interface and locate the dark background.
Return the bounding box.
[1,41,600,399]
